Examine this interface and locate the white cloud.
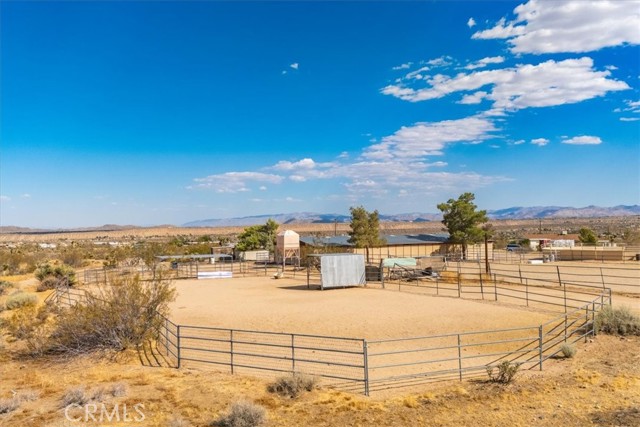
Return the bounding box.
[562,135,602,145]
[473,0,640,54]
[20,193,31,199]
[290,63,299,70]
[0,195,10,202]
[259,186,267,191]
[465,56,505,70]
[459,91,488,104]
[189,172,284,193]
[363,116,498,160]
[625,100,640,113]
[190,116,510,202]
[605,65,618,71]
[273,158,317,171]
[426,56,453,67]
[467,17,476,28]
[381,57,629,111]
[392,62,413,70]
[512,139,526,145]
[620,117,640,122]
[531,138,549,146]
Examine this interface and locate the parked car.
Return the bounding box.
[506,244,521,252]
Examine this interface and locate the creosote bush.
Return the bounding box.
[267,373,318,398]
[5,292,38,310]
[595,305,640,336]
[486,361,520,384]
[560,343,577,358]
[49,274,176,355]
[212,400,266,427]
[34,263,77,291]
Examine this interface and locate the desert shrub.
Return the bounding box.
[0,280,14,296]
[48,274,175,355]
[109,383,128,397]
[36,276,62,292]
[16,390,40,402]
[560,343,577,358]
[6,305,52,355]
[212,400,266,427]
[486,361,520,384]
[595,305,640,336]
[34,263,77,290]
[5,292,38,310]
[61,387,90,407]
[267,373,318,398]
[0,398,20,414]
[0,302,5,313]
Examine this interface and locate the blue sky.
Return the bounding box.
[1,0,639,228]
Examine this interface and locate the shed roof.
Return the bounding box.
[299,233,449,247]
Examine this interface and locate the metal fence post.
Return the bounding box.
[563,282,567,313]
[457,334,463,381]
[493,274,498,301]
[556,266,562,287]
[363,339,370,397]
[291,334,295,373]
[564,314,568,342]
[230,330,234,374]
[176,325,181,369]
[538,325,543,371]
[525,278,529,307]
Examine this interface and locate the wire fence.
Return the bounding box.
[48,275,611,396]
[83,261,304,285]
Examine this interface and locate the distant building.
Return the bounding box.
[300,233,492,263]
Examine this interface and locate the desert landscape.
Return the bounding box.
[1,218,639,426]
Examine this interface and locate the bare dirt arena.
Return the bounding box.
[169,276,554,339]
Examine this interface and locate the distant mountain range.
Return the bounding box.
[182,205,640,227]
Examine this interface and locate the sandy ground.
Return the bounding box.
[169,277,554,340]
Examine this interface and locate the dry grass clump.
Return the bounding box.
[267,373,318,398]
[61,386,91,407]
[0,389,41,414]
[0,280,14,296]
[5,291,38,310]
[595,305,640,336]
[212,400,267,427]
[560,343,577,358]
[0,397,20,414]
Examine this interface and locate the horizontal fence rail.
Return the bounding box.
[48,269,613,395]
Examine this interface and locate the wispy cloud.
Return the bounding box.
[20,194,31,199]
[382,57,629,111]
[472,0,640,54]
[561,135,602,145]
[189,172,284,193]
[467,17,476,28]
[290,63,299,70]
[0,195,10,202]
[531,138,549,146]
[464,56,505,70]
[392,62,412,70]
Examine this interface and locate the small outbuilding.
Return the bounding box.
[307,253,366,290]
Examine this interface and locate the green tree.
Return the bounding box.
[235,219,279,252]
[437,192,488,260]
[347,206,385,263]
[578,227,598,246]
